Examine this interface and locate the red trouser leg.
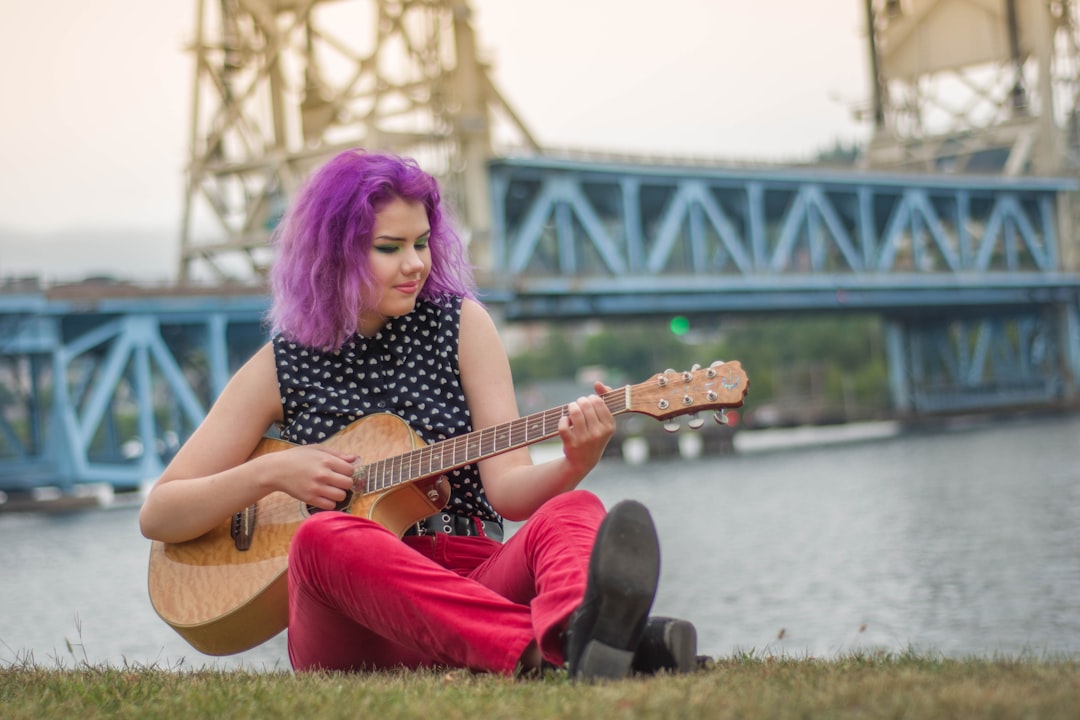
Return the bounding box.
[287,489,606,674]
[467,489,605,665]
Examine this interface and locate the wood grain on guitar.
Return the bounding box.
[147,361,748,655]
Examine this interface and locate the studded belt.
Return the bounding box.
[403,511,504,542]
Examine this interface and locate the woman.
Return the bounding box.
[139,149,695,678]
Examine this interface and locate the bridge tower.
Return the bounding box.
[859,0,1080,409]
[178,0,538,284]
[861,0,1080,179]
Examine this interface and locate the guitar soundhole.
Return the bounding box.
[335,489,354,511]
[307,489,354,515]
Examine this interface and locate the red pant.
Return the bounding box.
[287,489,606,674]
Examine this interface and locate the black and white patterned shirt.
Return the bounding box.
[272,294,499,523]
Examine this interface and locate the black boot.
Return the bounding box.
[632,617,699,674]
[565,500,661,681]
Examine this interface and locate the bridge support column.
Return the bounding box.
[884,308,1070,416]
[1060,296,1080,400]
[884,319,912,414]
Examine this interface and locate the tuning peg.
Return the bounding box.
[710,360,725,367]
[713,409,729,425]
[691,363,701,371]
[664,420,680,433]
[688,413,705,429]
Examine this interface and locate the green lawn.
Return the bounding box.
[3,652,1078,719]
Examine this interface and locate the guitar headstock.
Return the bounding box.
[625,361,748,421]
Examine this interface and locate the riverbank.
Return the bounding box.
[3,653,1078,720]
[0,483,144,515]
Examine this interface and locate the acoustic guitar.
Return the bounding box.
[147,361,748,655]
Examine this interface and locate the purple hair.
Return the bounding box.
[268,150,476,351]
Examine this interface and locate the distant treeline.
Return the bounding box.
[508,314,892,424]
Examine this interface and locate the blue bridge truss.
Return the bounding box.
[2,156,1079,492]
[487,156,1078,317]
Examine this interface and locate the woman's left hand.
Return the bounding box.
[557,380,616,475]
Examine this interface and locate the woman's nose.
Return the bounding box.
[402,245,424,271]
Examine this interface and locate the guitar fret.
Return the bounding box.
[390,454,400,488]
[415,447,427,476]
[513,417,527,446]
[549,407,563,435]
[374,458,384,491]
[362,461,372,493]
[365,460,376,492]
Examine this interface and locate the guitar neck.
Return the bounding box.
[354,360,749,494]
[357,387,630,493]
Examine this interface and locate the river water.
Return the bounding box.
[1,414,1078,670]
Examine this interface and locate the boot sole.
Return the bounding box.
[661,619,698,674]
[632,617,699,674]
[577,500,661,679]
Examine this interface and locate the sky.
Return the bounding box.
[0,0,870,281]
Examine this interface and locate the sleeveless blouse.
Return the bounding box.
[272,294,500,523]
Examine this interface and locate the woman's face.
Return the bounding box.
[358,196,432,336]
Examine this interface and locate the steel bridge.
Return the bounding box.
[2,157,1079,493]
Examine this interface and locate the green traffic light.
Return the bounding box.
[670,316,690,336]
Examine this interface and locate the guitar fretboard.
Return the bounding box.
[356,388,629,493]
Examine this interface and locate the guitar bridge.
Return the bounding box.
[231,505,256,551]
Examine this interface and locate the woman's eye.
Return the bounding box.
[374,237,428,254]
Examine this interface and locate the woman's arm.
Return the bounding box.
[458,299,615,521]
[138,343,358,543]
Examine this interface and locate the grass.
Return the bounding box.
[3,651,1079,719]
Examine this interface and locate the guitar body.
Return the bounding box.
[147,413,450,656]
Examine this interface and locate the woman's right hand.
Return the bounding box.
[263,445,359,510]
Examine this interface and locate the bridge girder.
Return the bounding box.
[487,156,1078,320]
